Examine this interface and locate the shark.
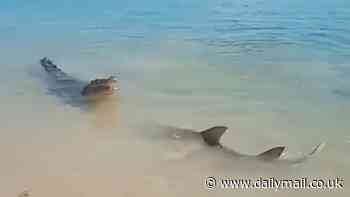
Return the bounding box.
[39,57,118,108]
[158,125,324,164]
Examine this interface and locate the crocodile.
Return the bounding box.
[39,57,118,107]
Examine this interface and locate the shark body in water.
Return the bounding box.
[158,125,324,164]
[39,57,118,108]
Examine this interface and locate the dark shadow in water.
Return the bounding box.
[43,75,89,109]
[332,89,350,99]
[32,60,89,109]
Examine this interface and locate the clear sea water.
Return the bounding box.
[0,0,349,196]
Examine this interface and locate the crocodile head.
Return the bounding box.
[81,76,118,98]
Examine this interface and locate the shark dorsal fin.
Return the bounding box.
[257,146,285,161]
[200,126,228,146]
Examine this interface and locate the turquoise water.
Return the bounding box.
[1,0,350,63]
[1,0,350,196]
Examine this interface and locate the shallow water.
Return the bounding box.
[0,0,349,196]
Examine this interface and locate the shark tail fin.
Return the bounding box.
[308,142,325,156]
[200,126,228,146]
[257,146,285,161]
[288,142,326,164]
